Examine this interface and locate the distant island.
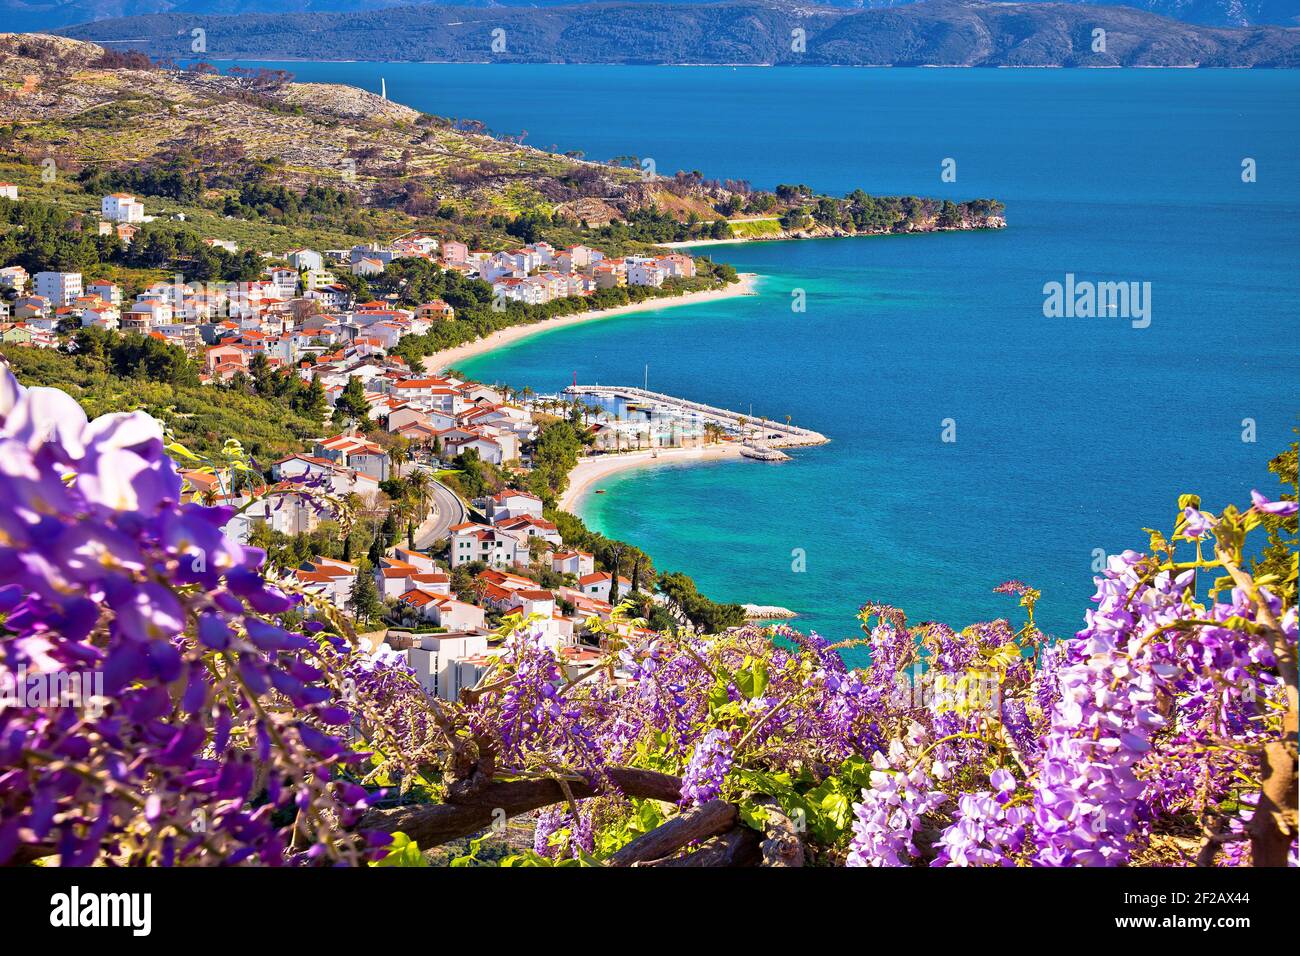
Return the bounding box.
[10,0,1300,33]
[54,0,1300,67]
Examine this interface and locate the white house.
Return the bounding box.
[101,193,145,223]
[352,257,386,277]
[291,557,357,611]
[484,489,544,522]
[33,272,82,307]
[0,266,28,293]
[577,571,633,604]
[398,590,486,631]
[551,550,595,577]
[223,491,316,542]
[392,547,438,573]
[449,522,526,568]
[286,249,324,271]
[406,631,491,700]
[81,306,120,331]
[313,433,390,481]
[86,281,122,306]
[496,515,563,549]
[627,260,666,288]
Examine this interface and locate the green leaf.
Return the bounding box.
[164,441,204,463]
[370,831,429,867]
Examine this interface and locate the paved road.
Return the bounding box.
[414,479,469,549]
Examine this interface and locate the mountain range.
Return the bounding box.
[49,0,1300,66]
[3,0,1296,32]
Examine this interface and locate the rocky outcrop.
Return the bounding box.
[743,605,798,620]
[729,213,1007,244]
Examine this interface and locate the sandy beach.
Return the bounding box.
[558,444,745,513]
[423,273,758,373]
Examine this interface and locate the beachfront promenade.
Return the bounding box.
[563,385,829,448]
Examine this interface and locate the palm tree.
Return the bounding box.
[388,437,411,479]
[407,470,432,522]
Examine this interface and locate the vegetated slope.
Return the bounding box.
[0,32,690,225]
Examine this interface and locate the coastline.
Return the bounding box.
[558,444,745,514]
[560,445,798,621]
[658,237,774,249]
[423,273,759,373]
[659,220,1008,249]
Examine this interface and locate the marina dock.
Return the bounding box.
[563,385,829,449]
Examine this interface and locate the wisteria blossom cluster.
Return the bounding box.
[533,803,595,860]
[846,739,946,867]
[0,369,408,865]
[432,488,1295,868]
[680,729,735,805]
[932,768,1029,866]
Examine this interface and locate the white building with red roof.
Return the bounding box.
[313,433,390,481]
[483,489,544,522]
[577,571,634,605]
[551,550,596,578]
[449,522,527,568]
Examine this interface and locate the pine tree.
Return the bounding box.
[609,546,622,605]
[380,510,399,548]
[348,559,383,624]
[336,375,369,420]
[299,374,327,420]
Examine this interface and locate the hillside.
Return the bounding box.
[53,0,1300,65]
[0,32,1006,308]
[0,33,663,229]
[0,32,738,264]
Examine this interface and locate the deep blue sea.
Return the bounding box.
[228,63,1300,643]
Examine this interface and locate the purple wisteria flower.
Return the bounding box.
[533,803,595,860]
[932,769,1029,866]
[680,728,735,805]
[0,366,385,866]
[846,740,946,867]
[1250,490,1298,517]
[1180,506,1213,539]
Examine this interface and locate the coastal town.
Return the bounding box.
[1,188,703,353]
[1,185,818,703]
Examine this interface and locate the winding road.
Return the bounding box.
[413,478,469,550]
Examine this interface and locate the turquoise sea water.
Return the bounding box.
[229,63,1300,642]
